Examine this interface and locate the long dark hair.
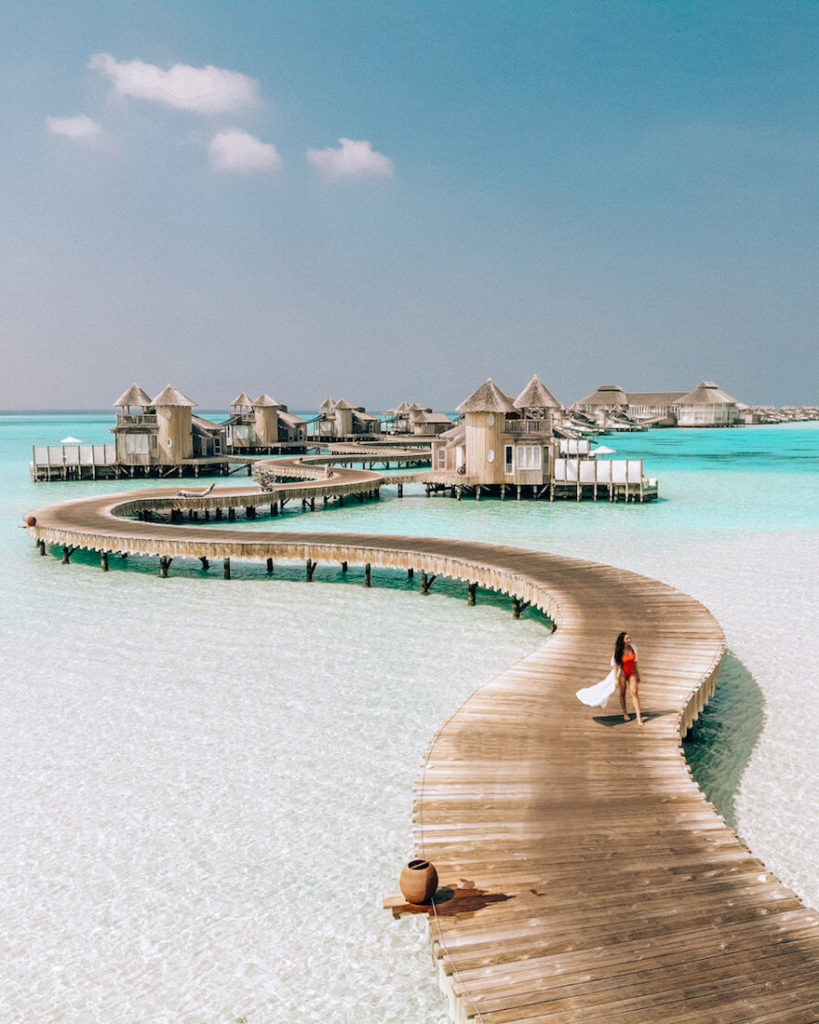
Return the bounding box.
[614,631,627,667]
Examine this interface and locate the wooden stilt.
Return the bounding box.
[200,556,209,570]
[407,567,414,578]
[306,558,317,581]
[272,502,279,516]
[468,582,477,605]
[62,545,75,564]
[421,572,437,594]
[341,561,348,572]
[266,557,274,573]
[513,598,530,618]
[476,485,482,501]
[159,556,172,578]
[397,483,404,497]
[364,562,372,586]
[223,557,231,579]
[38,539,46,556]
[228,507,236,520]
[100,550,109,571]
[215,507,223,520]
[246,506,256,518]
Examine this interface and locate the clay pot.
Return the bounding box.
[24,515,37,527]
[399,858,438,905]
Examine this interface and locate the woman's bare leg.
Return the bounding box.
[618,674,630,720]
[629,678,643,725]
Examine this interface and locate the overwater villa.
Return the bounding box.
[109,383,224,466]
[384,401,453,436]
[308,398,382,440]
[429,376,657,501]
[223,392,308,452]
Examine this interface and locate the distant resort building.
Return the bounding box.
[673,381,741,427]
[574,380,744,428]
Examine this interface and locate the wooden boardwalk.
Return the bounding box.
[23,473,819,1023]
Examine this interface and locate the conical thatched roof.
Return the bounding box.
[514,374,562,410]
[114,384,153,408]
[333,398,356,410]
[254,393,284,408]
[674,381,739,405]
[456,379,515,414]
[229,391,254,408]
[575,384,628,407]
[318,397,337,411]
[152,385,197,407]
[393,400,412,414]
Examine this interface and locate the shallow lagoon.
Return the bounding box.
[1,416,817,1022]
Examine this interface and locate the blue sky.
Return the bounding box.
[2,1,818,408]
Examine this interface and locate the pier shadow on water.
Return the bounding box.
[682,650,764,829]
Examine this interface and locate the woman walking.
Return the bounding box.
[614,631,642,725]
[575,630,643,725]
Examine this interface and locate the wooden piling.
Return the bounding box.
[223,557,231,579]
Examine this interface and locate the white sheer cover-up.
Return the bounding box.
[575,667,617,708]
[575,648,636,709]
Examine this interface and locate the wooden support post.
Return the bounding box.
[323,495,328,507]
[159,556,173,578]
[468,582,477,605]
[421,572,437,594]
[272,502,279,516]
[476,485,482,501]
[204,509,210,520]
[215,507,223,520]
[228,507,236,520]
[341,561,348,572]
[223,557,231,579]
[397,482,404,498]
[62,545,75,564]
[171,509,182,522]
[100,550,109,572]
[306,558,317,582]
[517,485,522,500]
[266,557,274,573]
[121,552,128,559]
[38,539,46,556]
[456,486,462,501]
[365,562,372,587]
[246,506,256,518]
[513,598,530,619]
[501,484,506,500]
[338,495,344,506]
[407,567,414,579]
[200,557,209,570]
[358,493,364,503]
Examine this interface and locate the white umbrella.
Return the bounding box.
[592,444,616,455]
[60,436,82,443]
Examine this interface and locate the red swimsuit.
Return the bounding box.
[621,649,636,678]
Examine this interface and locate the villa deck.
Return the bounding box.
[22,470,819,1022]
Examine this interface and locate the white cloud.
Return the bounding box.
[209,129,281,174]
[307,138,394,179]
[46,114,102,144]
[89,53,258,114]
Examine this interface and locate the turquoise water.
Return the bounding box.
[2,414,818,1023]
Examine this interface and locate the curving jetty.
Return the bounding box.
[23,469,819,1022]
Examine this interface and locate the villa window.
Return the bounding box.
[504,445,514,474]
[517,445,542,471]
